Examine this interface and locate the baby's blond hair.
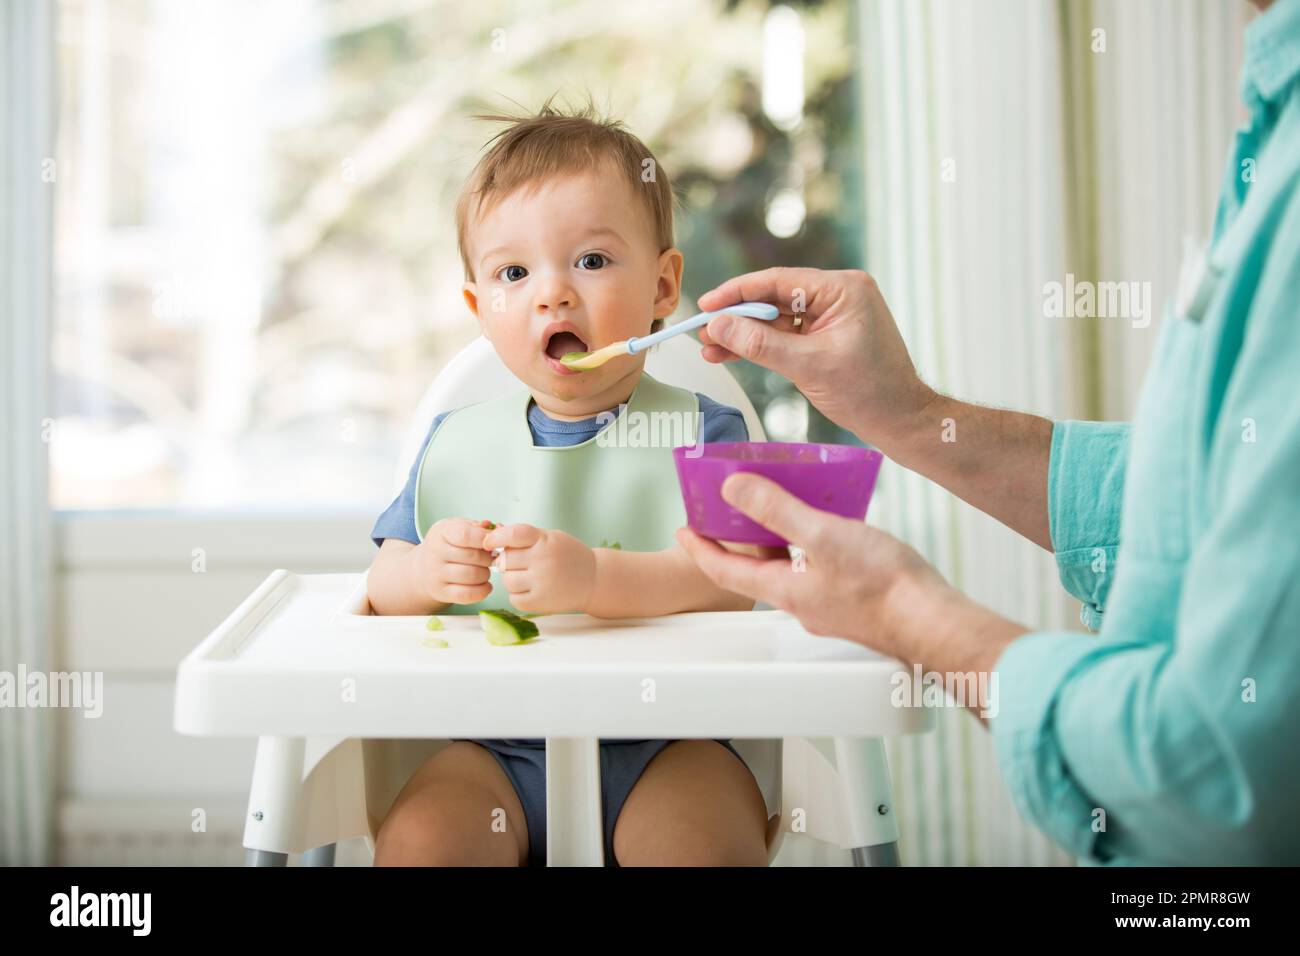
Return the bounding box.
[456,95,678,312]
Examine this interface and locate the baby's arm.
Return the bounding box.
[481,523,765,617]
[366,518,494,615]
[584,542,761,617]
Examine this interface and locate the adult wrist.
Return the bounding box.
[868,381,944,464]
[878,564,945,664]
[885,565,1028,677]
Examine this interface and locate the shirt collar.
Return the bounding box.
[1242,0,1300,107]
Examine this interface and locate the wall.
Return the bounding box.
[54,513,373,864]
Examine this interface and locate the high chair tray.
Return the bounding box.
[175,570,934,739]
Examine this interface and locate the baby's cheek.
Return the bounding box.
[482,317,539,380]
[488,332,530,369]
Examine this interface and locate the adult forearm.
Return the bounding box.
[883,568,1030,726]
[872,391,1054,551]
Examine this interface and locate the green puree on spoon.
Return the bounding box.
[558,302,780,371]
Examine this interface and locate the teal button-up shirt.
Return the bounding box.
[991,0,1300,865]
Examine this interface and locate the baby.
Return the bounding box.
[366,99,772,866]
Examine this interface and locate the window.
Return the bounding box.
[53,0,862,511]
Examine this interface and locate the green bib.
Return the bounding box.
[413,372,700,614]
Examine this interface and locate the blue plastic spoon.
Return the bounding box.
[559,301,780,370]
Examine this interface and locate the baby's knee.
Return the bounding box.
[372,806,433,865]
[662,845,765,867]
[374,787,515,866]
[622,843,767,867]
[618,827,768,867]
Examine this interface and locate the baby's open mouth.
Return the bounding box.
[545,330,588,360]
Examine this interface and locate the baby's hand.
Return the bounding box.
[481,523,596,615]
[411,518,496,607]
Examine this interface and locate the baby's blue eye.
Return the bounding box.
[577,253,607,270]
[498,265,528,282]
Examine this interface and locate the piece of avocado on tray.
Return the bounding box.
[479,608,540,645]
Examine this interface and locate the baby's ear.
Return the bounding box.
[653,247,684,320]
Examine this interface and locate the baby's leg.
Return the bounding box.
[374,741,528,866]
[613,740,770,866]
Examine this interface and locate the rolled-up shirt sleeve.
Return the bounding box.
[991,188,1300,864]
[1045,420,1131,631]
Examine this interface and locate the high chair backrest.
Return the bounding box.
[392,334,767,494]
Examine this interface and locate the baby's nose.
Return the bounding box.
[535,295,574,313]
[533,276,576,311]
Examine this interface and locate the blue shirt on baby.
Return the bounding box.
[369,391,750,547]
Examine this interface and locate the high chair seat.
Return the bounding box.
[175,333,933,865]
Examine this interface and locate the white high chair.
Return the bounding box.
[234,334,914,867]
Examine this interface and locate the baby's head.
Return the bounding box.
[457,98,683,414]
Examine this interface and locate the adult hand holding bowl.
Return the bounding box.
[673,441,883,548]
[676,266,1035,705]
[674,441,919,653]
[674,462,939,660]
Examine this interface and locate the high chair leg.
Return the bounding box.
[851,843,900,866]
[779,736,903,865]
[244,735,307,862]
[545,737,604,866]
[246,849,288,866]
[301,843,337,867]
[835,736,901,866]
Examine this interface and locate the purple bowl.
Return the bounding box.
[674,442,884,547]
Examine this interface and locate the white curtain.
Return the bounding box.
[1,0,56,865]
[857,0,1245,864]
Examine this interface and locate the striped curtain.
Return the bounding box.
[856,0,1245,864]
[0,0,56,866]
